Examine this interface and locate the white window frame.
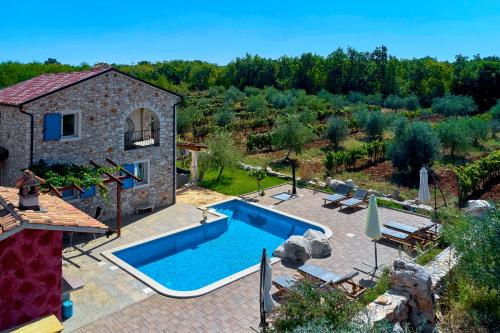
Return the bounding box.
[133,159,150,189]
[60,110,82,142]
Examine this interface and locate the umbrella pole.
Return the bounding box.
[374,240,378,270]
[259,249,267,332]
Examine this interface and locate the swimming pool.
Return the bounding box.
[102,198,332,298]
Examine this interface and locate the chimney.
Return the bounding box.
[15,170,45,211]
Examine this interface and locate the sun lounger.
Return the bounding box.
[272,275,298,294]
[338,189,368,211]
[297,263,365,298]
[384,221,439,241]
[323,185,352,206]
[380,226,430,249]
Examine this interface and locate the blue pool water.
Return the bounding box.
[114,199,325,292]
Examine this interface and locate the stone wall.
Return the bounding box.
[0,229,63,331]
[0,105,31,187]
[1,70,180,219]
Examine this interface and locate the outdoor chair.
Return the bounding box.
[297,263,365,299]
[380,226,431,249]
[272,275,298,295]
[338,189,369,211]
[383,220,439,241]
[323,184,352,206]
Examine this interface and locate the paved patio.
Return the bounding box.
[65,185,432,332]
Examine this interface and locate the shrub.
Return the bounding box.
[490,99,500,137]
[246,95,267,116]
[464,117,489,145]
[325,116,348,149]
[213,107,235,127]
[246,132,273,152]
[387,121,441,174]
[436,118,471,157]
[207,85,225,97]
[347,91,366,104]
[383,94,404,109]
[365,93,384,106]
[364,111,386,139]
[403,94,420,111]
[317,90,349,109]
[224,85,245,104]
[353,108,369,129]
[432,94,477,116]
[243,86,260,96]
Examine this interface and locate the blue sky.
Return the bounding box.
[1,1,499,65]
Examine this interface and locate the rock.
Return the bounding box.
[345,179,357,188]
[368,189,380,196]
[392,322,405,333]
[392,188,402,201]
[374,295,390,305]
[329,179,345,191]
[312,177,319,184]
[464,200,494,217]
[303,229,332,258]
[324,177,332,186]
[274,236,311,263]
[390,260,435,332]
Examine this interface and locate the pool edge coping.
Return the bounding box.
[101,197,333,298]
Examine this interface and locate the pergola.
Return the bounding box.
[41,158,140,237]
[177,142,207,184]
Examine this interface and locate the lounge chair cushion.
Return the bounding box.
[298,263,341,283]
[381,227,410,240]
[324,193,347,203]
[339,198,362,207]
[384,220,419,234]
[336,184,352,196]
[352,189,368,200]
[273,275,297,289]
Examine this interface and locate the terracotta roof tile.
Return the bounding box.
[0,187,107,237]
[0,65,111,106]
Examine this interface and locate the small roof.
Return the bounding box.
[0,187,108,240]
[15,170,45,188]
[177,142,207,151]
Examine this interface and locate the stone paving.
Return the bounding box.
[66,185,432,332]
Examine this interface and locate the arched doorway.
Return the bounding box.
[124,108,160,150]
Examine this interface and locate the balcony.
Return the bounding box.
[124,129,159,150]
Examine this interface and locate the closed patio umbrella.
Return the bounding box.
[259,248,274,331]
[418,167,431,203]
[365,194,381,269]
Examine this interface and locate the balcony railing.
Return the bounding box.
[124,128,159,150]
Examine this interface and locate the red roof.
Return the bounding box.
[0,64,112,106]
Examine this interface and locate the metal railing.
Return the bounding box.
[124,128,159,150]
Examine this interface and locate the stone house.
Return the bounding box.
[0,64,182,219]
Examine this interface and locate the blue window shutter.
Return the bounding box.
[80,185,96,199]
[44,113,61,141]
[121,164,135,189]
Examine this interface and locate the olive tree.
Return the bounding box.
[432,94,477,116]
[272,115,315,194]
[325,116,348,149]
[204,130,240,181]
[387,121,441,174]
[249,168,267,196]
[436,119,471,157]
[489,99,500,138]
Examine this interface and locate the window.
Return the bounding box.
[60,110,81,141]
[133,159,150,188]
[61,188,79,201]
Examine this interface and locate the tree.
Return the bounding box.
[383,94,404,110]
[325,116,348,149]
[204,130,240,181]
[44,58,60,65]
[436,119,471,157]
[213,107,235,128]
[489,99,500,138]
[249,168,267,195]
[387,121,441,174]
[432,94,477,116]
[403,94,420,111]
[464,118,489,146]
[272,115,315,194]
[364,111,386,139]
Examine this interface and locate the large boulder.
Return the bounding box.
[329,179,345,191]
[303,229,332,258]
[344,179,357,188]
[273,236,311,264]
[465,200,494,217]
[390,260,434,332]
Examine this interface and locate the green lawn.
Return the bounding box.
[199,167,288,195]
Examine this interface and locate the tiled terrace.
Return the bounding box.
[64,185,432,332]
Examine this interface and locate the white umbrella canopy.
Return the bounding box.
[418,167,431,203]
[262,254,274,313]
[365,194,381,241]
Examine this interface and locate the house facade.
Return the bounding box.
[0,65,181,219]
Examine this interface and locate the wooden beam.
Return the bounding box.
[103,172,124,186]
[105,158,141,182]
[72,183,84,194]
[47,184,62,198]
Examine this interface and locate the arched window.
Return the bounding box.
[126,117,135,133]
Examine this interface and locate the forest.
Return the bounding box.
[1,46,500,111]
